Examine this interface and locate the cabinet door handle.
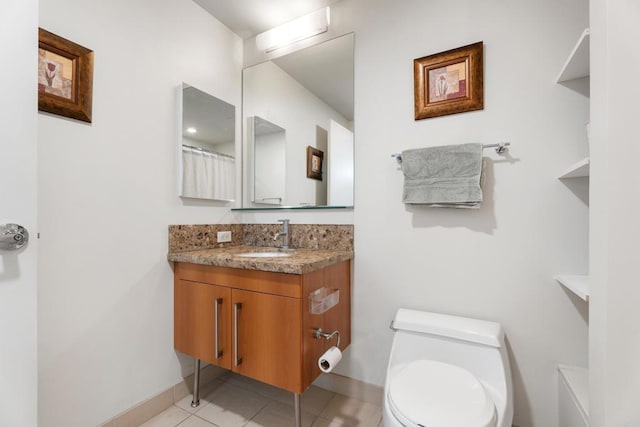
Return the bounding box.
[234,302,242,366]
[214,298,223,359]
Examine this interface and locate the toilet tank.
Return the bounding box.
[387,309,512,412]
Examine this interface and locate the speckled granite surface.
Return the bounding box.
[168,224,244,252]
[242,224,353,251]
[168,224,354,274]
[168,245,353,274]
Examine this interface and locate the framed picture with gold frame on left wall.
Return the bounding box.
[38,28,94,123]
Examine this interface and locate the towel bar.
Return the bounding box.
[391,142,511,164]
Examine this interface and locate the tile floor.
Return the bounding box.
[141,373,383,427]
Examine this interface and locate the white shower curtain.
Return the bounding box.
[182,147,235,201]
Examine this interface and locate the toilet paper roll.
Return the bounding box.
[318,346,342,373]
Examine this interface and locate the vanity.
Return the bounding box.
[168,224,353,423]
[171,30,355,426]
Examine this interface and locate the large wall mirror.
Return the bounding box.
[179,83,236,202]
[241,33,354,209]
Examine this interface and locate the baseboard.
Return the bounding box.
[99,364,226,427]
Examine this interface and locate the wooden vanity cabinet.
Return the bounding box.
[174,279,232,369]
[173,260,351,394]
[231,288,302,391]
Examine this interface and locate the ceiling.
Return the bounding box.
[193,0,340,39]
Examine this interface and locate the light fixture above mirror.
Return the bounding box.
[255,7,331,53]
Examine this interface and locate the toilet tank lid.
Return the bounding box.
[392,309,504,348]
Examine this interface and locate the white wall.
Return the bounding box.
[0,1,38,426]
[242,0,589,426]
[35,0,593,425]
[589,0,640,425]
[243,60,350,206]
[37,0,242,425]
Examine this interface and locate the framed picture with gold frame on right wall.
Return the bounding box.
[414,41,483,120]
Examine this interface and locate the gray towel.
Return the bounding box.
[401,143,483,208]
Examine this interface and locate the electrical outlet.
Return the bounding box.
[217,231,232,243]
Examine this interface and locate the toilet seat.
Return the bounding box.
[388,359,496,427]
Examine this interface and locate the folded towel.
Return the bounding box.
[401,143,483,208]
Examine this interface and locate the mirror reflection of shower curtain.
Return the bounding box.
[182,147,235,201]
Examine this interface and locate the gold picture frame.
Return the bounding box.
[38,28,94,123]
[306,146,324,181]
[414,41,483,120]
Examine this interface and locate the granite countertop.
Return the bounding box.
[168,245,353,275]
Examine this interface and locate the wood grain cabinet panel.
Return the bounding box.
[174,279,231,369]
[173,260,351,394]
[231,289,302,391]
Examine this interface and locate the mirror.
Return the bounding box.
[179,83,236,201]
[252,116,286,205]
[241,33,354,209]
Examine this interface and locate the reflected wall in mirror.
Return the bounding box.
[251,116,286,205]
[180,83,236,201]
[242,33,354,209]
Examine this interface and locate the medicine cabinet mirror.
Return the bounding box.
[240,33,354,210]
[179,83,236,202]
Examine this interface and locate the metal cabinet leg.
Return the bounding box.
[191,358,201,408]
[294,393,301,427]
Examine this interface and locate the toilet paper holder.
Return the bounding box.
[313,328,341,348]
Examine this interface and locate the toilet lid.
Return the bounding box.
[388,360,496,427]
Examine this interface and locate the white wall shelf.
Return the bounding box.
[558,157,590,179]
[555,275,589,301]
[558,365,589,425]
[555,25,590,427]
[557,29,590,83]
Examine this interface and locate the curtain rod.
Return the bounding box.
[182,144,235,159]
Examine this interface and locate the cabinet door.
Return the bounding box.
[174,279,231,368]
[231,289,302,393]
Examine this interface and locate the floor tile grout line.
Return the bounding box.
[188,412,223,427]
[244,398,271,424]
[167,373,381,427]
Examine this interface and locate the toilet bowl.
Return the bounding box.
[383,309,513,427]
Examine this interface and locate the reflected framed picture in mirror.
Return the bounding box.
[307,146,324,181]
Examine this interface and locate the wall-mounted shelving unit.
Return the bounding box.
[555,27,590,427]
[558,158,590,179]
[554,275,589,301]
[556,29,590,83]
[559,365,589,426]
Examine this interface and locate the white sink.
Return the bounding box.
[235,252,292,258]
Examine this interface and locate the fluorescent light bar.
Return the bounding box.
[256,7,330,53]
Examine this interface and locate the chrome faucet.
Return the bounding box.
[273,219,290,250]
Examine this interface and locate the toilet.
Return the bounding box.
[383,309,513,427]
